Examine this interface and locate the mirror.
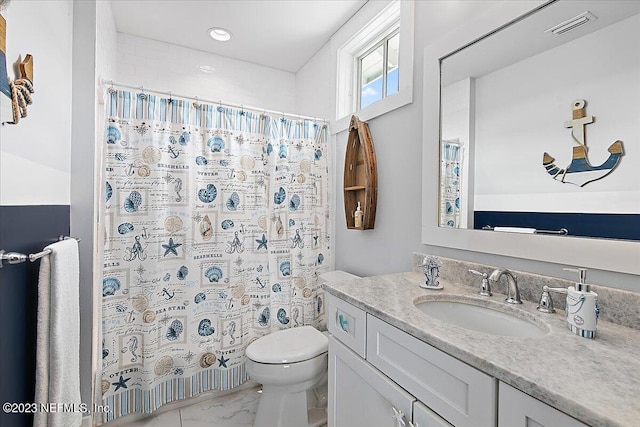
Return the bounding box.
[421,0,640,276]
[438,0,640,241]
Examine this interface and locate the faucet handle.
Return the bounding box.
[469,269,487,278]
[537,285,568,313]
[537,285,555,313]
[469,269,492,296]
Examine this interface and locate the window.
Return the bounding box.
[331,0,414,132]
[359,31,400,109]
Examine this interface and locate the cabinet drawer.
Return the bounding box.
[499,382,588,427]
[327,294,367,358]
[329,336,415,427]
[367,315,497,427]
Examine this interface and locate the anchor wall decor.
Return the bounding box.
[542,99,624,187]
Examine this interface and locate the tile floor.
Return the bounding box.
[123,386,262,427]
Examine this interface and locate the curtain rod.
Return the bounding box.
[100,79,327,123]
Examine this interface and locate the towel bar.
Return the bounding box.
[0,236,80,268]
[482,226,568,235]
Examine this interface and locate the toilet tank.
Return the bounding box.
[319,270,359,285]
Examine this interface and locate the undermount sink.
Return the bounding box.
[414,298,548,338]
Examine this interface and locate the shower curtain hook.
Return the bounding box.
[168,91,173,103]
[193,96,200,108]
[108,80,116,94]
[140,86,147,99]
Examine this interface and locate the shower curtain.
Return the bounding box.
[100,89,331,422]
[440,140,462,228]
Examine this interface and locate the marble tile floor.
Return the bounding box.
[123,386,262,427]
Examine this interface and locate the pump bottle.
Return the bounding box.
[564,267,599,339]
[354,202,364,228]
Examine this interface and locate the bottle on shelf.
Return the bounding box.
[354,202,364,229]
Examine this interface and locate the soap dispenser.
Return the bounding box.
[565,267,599,339]
[354,202,364,228]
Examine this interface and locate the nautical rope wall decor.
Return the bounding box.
[0,12,34,125]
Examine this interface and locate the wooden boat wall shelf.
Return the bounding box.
[344,115,378,229]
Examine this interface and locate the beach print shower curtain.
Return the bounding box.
[439,140,462,228]
[100,90,331,422]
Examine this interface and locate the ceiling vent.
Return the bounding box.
[545,11,597,36]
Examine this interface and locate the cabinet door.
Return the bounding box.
[499,382,588,427]
[327,293,367,358]
[413,401,453,427]
[329,336,415,427]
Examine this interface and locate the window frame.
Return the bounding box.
[356,28,400,110]
[331,0,414,134]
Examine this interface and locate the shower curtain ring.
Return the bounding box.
[140,86,147,99]
[108,80,116,94]
[194,96,200,108]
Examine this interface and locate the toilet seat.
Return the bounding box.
[246,326,328,364]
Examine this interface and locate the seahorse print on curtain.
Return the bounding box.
[100,90,331,422]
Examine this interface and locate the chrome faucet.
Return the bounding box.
[488,268,522,304]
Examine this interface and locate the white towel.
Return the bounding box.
[493,226,537,234]
[34,239,82,427]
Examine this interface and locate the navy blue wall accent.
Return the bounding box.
[0,205,70,427]
[474,211,640,241]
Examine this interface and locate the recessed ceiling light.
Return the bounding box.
[208,27,232,42]
[199,65,216,74]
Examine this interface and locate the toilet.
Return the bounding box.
[246,271,359,427]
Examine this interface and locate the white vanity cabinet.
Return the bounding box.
[327,294,587,427]
[498,383,588,427]
[327,294,490,427]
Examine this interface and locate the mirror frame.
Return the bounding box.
[421,0,640,276]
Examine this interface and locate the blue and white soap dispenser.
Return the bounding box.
[564,267,599,339]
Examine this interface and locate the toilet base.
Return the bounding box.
[253,372,328,427]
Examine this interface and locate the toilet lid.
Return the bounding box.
[246,326,329,364]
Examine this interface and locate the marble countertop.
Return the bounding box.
[323,272,640,427]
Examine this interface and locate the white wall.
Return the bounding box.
[0,0,73,205]
[295,0,638,289]
[296,43,332,120]
[85,0,118,415]
[96,1,118,85]
[70,0,100,412]
[296,0,503,277]
[116,33,296,113]
[474,13,640,213]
